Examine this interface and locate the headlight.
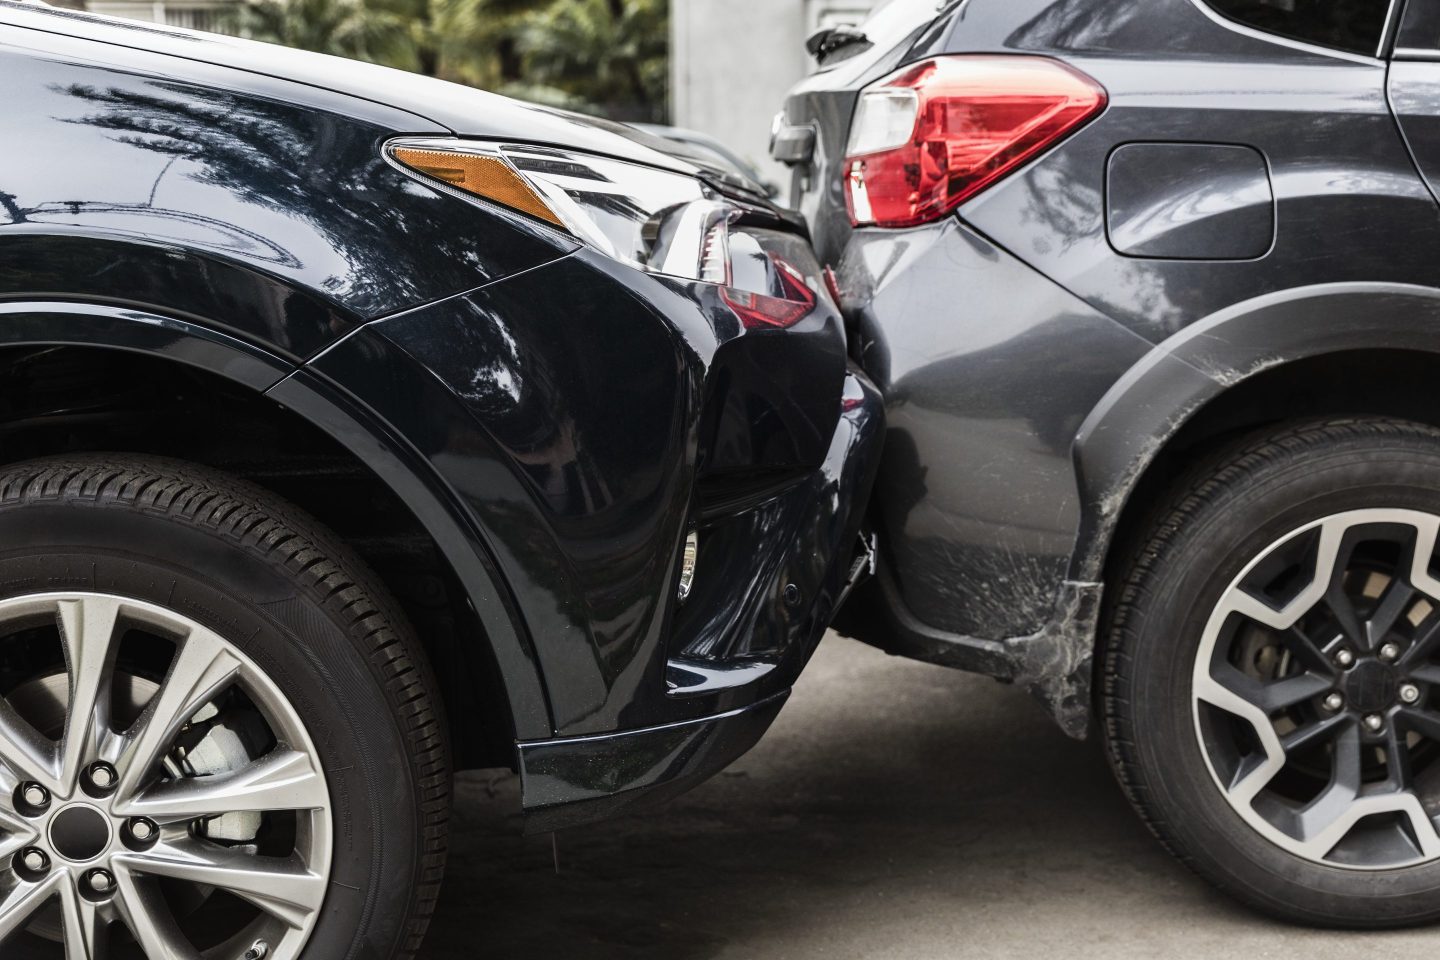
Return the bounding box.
[388,138,734,284]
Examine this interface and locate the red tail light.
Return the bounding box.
[844,55,1107,229]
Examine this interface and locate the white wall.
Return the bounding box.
[670,0,876,186]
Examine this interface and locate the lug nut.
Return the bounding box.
[86,762,116,793]
[20,783,49,809]
[1335,648,1356,668]
[1323,692,1345,712]
[1364,713,1385,732]
[19,848,48,874]
[1380,642,1402,663]
[86,870,114,895]
[1401,683,1422,705]
[129,818,156,843]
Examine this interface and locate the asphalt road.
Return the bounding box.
[422,634,1435,959]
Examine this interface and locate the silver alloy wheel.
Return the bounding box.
[0,593,332,959]
[1194,509,1440,869]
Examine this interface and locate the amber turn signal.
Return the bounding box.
[391,147,564,228]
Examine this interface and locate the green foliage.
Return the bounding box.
[506,0,667,120]
[239,0,669,121]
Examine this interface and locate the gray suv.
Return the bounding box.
[778,0,1440,927]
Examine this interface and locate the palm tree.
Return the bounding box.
[240,0,670,122]
[237,0,396,59]
[510,0,667,121]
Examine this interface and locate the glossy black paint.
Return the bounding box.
[1,6,883,823]
[520,692,788,832]
[782,0,1440,734]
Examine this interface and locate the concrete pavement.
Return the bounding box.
[423,634,1433,959]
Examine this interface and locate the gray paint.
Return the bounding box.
[1105,142,1275,260]
[781,0,1440,734]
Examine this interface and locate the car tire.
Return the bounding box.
[1104,417,1440,926]
[0,454,448,959]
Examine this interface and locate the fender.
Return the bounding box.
[1072,282,1440,584]
[0,300,554,741]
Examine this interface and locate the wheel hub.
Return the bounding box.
[0,592,333,960]
[1193,509,1440,870]
[1343,657,1400,714]
[47,805,111,863]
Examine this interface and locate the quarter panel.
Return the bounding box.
[843,219,1152,638]
[1072,284,1440,582]
[959,4,1440,343]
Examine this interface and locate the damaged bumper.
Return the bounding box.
[521,362,885,830]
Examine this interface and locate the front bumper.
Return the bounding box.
[521,361,883,830]
[317,234,884,829]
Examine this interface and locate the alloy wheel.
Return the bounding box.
[0,593,332,958]
[1194,508,1440,869]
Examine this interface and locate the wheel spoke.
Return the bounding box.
[1292,725,1362,855]
[61,878,109,960]
[0,700,58,793]
[1323,582,1369,651]
[0,808,37,862]
[0,873,63,944]
[1367,578,1417,649]
[117,840,326,929]
[1281,625,1336,675]
[1281,712,1350,755]
[1382,721,1414,793]
[116,747,328,823]
[111,866,200,960]
[1214,664,1331,714]
[1401,618,1440,671]
[1399,706,1440,744]
[56,597,121,796]
[112,625,241,802]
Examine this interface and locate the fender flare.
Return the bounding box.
[1071,282,1440,583]
[0,300,552,740]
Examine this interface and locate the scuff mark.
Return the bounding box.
[1004,580,1103,740]
[1204,353,1285,388]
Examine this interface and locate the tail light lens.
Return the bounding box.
[845,56,1107,228]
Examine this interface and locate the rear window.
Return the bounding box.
[1203,0,1391,55]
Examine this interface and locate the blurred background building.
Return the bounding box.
[671,0,875,185]
[58,0,880,188]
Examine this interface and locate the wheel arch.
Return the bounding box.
[1076,281,1440,596]
[0,300,552,759]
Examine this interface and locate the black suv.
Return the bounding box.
[0,5,882,958]
[778,0,1440,928]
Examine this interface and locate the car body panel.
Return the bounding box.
[2,4,885,825]
[0,2,715,179]
[0,23,579,358]
[326,243,862,738]
[841,218,1153,640]
[779,0,1440,735]
[962,50,1439,343]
